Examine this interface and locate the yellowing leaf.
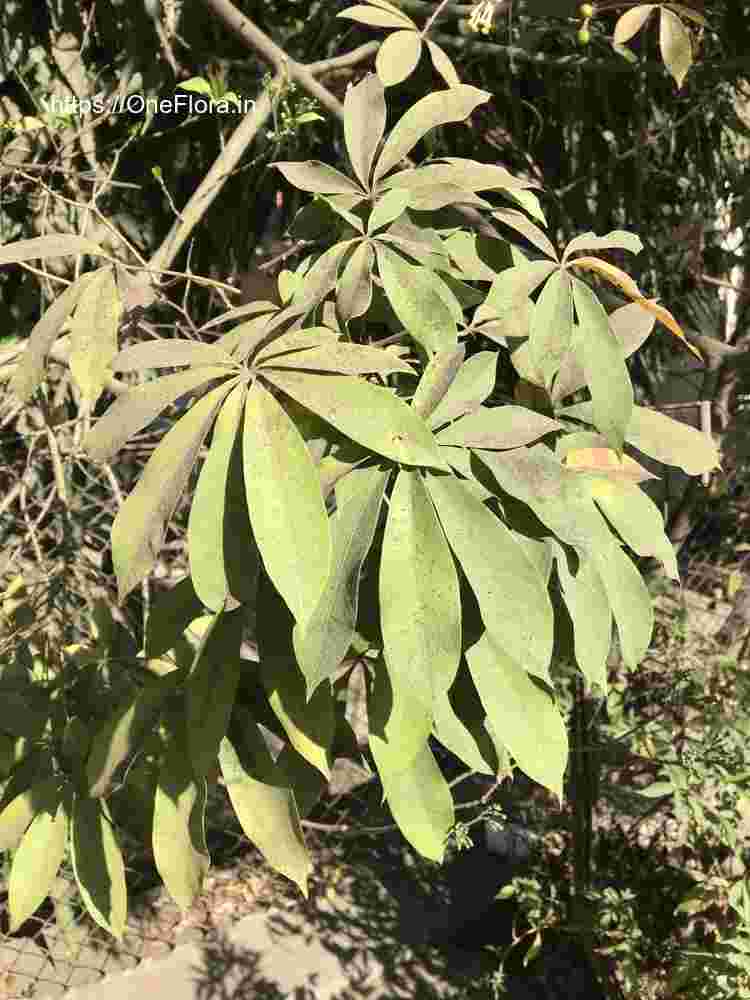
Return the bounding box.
[376,31,423,87]
[659,7,693,89]
[8,796,67,933]
[567,258,701,360]
[68,267,121,410]
[565,447,657,483]
[613,4,656,44]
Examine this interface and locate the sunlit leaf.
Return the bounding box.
[9,794,67,933]
[412,346,465,422]
[373,86,490,183]
[153,734,210,910]
[429,351,496,428]
[613,4,656,44]
[85,367,232,462]
[0,776,60,852]
[659,7,693,88]
[0,234,103,266]
[274,161,364,196]
[564,447,657,483]
[243,381,331,625]
[377,30,423,87]
[437,406,561,449]
[219,735,312,896]
[561,402,720,476]
[188,383,259,611]
[112,382,235,601]
[378,742,454,861]
[550,542,611,691]
[492,209,557,260]
[380,470,461,713]
[263,370,449,470]
[571,277,632,453]
[112,339,235,371]
[336,241,375,321]
[426,40,460,87]
[293,467,389,695]
[426,473,553,681]
[563,230,643,263]
[10,272,95,403]
[338,3,416,29]
[528,269,572,389]
[68,267,121,410]
[591,541,653,668]
[71,797,127,939]
[466,632,567,799]
[344,74,387,189]
[376,243,457,354]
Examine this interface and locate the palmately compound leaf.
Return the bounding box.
[262,370,449,471]
[274,160,365,197]
[153,734,210,911]
[380,470,461,714]
[0,234,103,267]
[293,467,389,696]
[528,269,572,390]
[436,405,561,450]
[426,473,553,683]
[336,241,375,322]
[412,346,466,423]
[591,540,653,669]
[71,797,127,939]
[344,73,387,190]
[372,85,490,184]
[219,735,312,896]
[112,381,237,602]
[429,351,496,428]
[112,338,235,371]
[188,383,259,612]
[8,793,67,934]
[466,632,567,800]
[243,381,331,626]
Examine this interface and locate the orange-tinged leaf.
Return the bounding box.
[565,447,657,483]
[568,258,702,359]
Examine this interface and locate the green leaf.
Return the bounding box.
[112,339,235,371]
[189,383,260,611]
[259,340,414,377]
[293,467,389,695]
[412,346,466,422]
[479,261,557,341]
[254,326,339,365]
[145,576,205,657]
[344,73,387,190]
[219,735,312,895]
[437,406,561,449]
[375,243,457,354]
[336,241,374,321]
[376,30,423,87]
[9,793,67,933]
[338,4,416,29]
[0,234,103,266]
[10,272,95,403]
[591,541,653,668]
[587,477,679,580]
[368,657,432,775]
[0,776,60,852]
[571,277,633,453]
[263,370,450,470]
[368,189,411,235]
[442,232,498,282]
[112,381,236,601]
[71,797,127,939]
[561,402,720,476]
[426,472,553,682]
[563,230,643,263]
[433,663,500,775]
[373,86,490,183]
[274,745,327,819]
[492,209,557,261]
[429,351,496,428]
[85,367,232,463]
[153,735,210,910]
[186,609,243,779]
[243,381,331,625]
[257,574,335,779]
[528,269,572,390]
[380,470,461,713]
[85,677,173,798]
[613,5,656,44]
[383,742,454,862]
[379,159,527,195]
[466,632,567,798]
[659,7,692,88]
[551,544,611,691]
[295,241,359,311]
[68,267,121,410]
[425,40,460,87]
[274,161,364,197]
